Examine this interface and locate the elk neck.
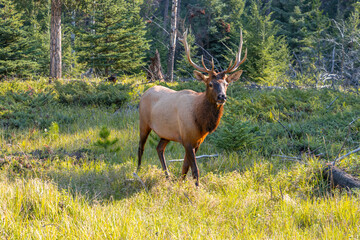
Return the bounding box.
[194,91,224,135]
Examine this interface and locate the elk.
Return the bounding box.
[138,29,247,186]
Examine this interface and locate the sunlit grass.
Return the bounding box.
[1,165,360,239]
[0,78,359,239]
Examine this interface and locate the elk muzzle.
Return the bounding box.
[217,94,227,105]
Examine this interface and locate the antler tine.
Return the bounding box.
[179,29,209,73]
[224,29,247,73]
[201,55,210,72]
[227,59,233,71]
[234,48,247,69]
[201,56,215,73]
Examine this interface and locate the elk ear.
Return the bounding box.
[227,70,243,83]
[193,70,208,83]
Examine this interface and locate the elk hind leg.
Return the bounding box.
[138,126,151,171]
[156,138,170,177]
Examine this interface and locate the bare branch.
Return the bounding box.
[145,15,169,35]
[169,154,218,162]
[333,147,360,165]
[133,172,149,193]
[271,111,293,140]
[333,117,360,166]
[326,96,338,109]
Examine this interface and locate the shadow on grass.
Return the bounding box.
[46,161,167,203]
[0,80,135,139]
[0,146,164,203]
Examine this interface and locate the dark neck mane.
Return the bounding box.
[194,93,224,135]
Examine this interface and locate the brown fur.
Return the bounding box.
[194,94,223,135]
[138,30,247,186]
[137,75,233,186]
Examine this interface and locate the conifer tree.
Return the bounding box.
[176,29,199,78]
[301,0,330,78]
[9,0,52,76]
[242,0,289,84]
[271,0,308,53]
[198,0,246,68]
[0,0,40,76]
[76,0,149,75]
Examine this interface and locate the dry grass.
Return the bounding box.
[0,78,359,239]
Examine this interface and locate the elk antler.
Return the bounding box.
[179,29,215,73]
[224,29,247,73]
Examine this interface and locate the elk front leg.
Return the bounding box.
[156,138,170,177]
[181,147,198,180]
[184,145,199,186]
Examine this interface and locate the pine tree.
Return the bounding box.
[0,0,41,77]
[76,0,149,75]
[12,0,51,75]
[198,0,246,69]
[242,0,290,84]
[271,0,309,53]
[301,0,330,79]
[176,28,199,79]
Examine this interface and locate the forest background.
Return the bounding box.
[1,0,360,88]
[1,1,360,238]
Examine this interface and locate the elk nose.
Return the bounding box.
[217,94,227,101]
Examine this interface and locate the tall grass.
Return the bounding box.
[0,78,359,239]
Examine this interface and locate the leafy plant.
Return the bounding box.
[46,122,60,140]
[210,115,259,152]
[54,80,130,107]
[0,90,63,129]
[94,126,120,152]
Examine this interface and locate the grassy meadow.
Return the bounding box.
[0,77,360,239]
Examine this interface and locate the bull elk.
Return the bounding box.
[138,29,247,186]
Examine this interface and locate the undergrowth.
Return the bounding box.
[0,77,359,239]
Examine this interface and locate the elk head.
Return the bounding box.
[179,29,247,106]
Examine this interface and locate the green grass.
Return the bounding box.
[0,78,360,239]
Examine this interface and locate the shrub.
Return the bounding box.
[0,90,64,129]
[54,81,130,107]
[94,126,120,152]
[209,114,259,152]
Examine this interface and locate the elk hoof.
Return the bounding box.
[165,171,171,179]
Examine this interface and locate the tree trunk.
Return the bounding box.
[166,0,178,82]
[163,0,169,34]
[177,0,181,20]
[71,10,76,69]
[50,0,62,79]
[147,49,164,82]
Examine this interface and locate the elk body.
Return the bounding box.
[138,30,247,186]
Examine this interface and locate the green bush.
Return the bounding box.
[209,115,259,152]
[94,126,120,152]
[54,81,130,107]
[0,90,66,129]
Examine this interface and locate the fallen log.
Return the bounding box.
[273,150,360,190]
[323,163,360,189]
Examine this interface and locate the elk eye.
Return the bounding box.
[209,83,213,88]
